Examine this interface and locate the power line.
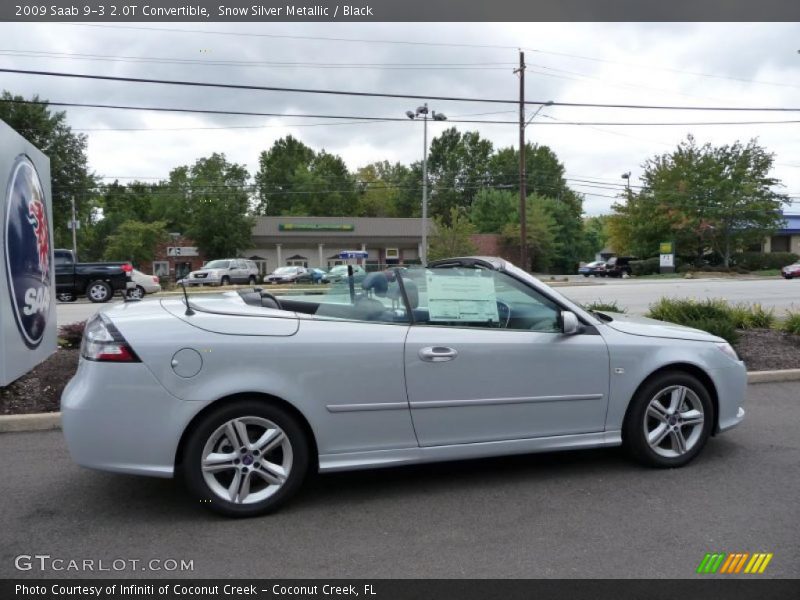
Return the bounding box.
[7,99,800,131]
[0,50,515,70]
[5,67,800,112]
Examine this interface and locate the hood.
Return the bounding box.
[600,312,723,342]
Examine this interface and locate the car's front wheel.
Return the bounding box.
[182,400,310,517]
[623,371,713,468]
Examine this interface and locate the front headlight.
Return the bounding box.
[716,342,739,362]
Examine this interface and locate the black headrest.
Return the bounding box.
[361,272,389,296]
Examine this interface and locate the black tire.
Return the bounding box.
[86,280,113,303]
[220,276,231,287]
[57,292,76,302]
[248,275,257,285]
[583,273,590,277]
[127,285,146,299]
[623,371,713,468]
[182,400,310,517]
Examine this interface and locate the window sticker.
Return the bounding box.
[427,272,500,323]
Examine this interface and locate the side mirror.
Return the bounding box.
[561,311,582,335]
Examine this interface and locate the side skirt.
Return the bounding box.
[318,430,622,473]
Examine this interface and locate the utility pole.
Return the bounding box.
[515,51,527,270]
[70,195,77,256]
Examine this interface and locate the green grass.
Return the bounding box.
[751,269,781,277]
[782,310,800,335]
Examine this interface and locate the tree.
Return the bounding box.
[582,215,610,260]
[611,135,789,265]
[254,135,315,215]
[181,153,254,258]
[501,195,559,272]
[428,207,478,261]
[0,92,95,247]
[470,188,517,233]
[103,220,168,266]
[356,161,419,217]
[427,128,493,221]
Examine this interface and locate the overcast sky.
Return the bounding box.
[1,21,800,216]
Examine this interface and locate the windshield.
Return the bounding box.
[274,267,296,274]
[204,260,231,269]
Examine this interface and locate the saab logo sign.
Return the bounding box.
[4,155,51,349]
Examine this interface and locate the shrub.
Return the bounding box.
[646,298,738,343]
[782,310,800,335]
[629,257,660,276]
[58,320,86,349]
[689,317,738,344]
[583,300,626,313]
[732,251,799,271]
[743,304,775,329]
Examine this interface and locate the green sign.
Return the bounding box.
[279,223,354,232]
[659,241,674,254]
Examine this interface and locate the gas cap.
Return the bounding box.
[170,348,203,378]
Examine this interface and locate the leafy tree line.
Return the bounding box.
[608,135,789,266]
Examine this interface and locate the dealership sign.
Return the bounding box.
[0,121,56,386]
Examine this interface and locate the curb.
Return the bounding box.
[2,368,799,434]
[0,412,61,433]
[747,369,800,384]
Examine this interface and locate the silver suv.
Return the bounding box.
[183,259,260,287]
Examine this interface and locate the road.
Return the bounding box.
[55,277,800,326]
[1,382,797,579]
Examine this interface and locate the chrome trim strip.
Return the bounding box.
[409,393,604,409]
[326,402,409,413]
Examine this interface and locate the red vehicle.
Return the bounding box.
[781,261,800,279]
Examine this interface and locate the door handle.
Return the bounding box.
[419,346,458,362]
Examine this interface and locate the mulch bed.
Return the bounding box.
[0,329,798,415]
[734,328,800,372]
[0,348,79,415]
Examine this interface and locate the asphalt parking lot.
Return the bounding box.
[1,382,797,579]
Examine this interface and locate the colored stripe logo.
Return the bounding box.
[697,552,773,574]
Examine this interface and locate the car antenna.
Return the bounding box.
[179,280,195,316]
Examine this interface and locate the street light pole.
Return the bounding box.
[406,103,446,266]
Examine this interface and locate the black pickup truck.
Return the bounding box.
[54,249,133,303]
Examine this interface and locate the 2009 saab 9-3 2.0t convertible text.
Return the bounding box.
[62,257,746,517]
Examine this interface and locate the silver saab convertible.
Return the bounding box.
[62,257,746,517]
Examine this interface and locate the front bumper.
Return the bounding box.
[711,361,747,433]
[61,360,198,478]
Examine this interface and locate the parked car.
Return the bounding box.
[182,259,259,287]
[296,268,327,284]
[263,266,308,284]
[127,270,162,299]
[62,256,746,517]
[781,261,800,279]
[578,260,607,277]
[604,256,636,278]
[54,249,133,303]
[322,264,366,283]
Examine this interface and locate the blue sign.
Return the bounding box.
[338,250,368,259]
[4,155,51,349]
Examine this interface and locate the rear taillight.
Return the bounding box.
[121,263,133,275]
[152,276,159,284]
[81,314,140,363]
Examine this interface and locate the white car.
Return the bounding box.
[127,270,162,299]
[183,259,260,287]
[263,266,307,284]
[62,256,746,517]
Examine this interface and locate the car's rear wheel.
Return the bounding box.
[248,275,256,285]
[623,371,713,468]
[182,400,310,517]
[86,280,113,303]
[127,285,145,299]
[220,276,230,287]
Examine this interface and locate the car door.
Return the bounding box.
[230,259,245,283]
[403,266,610,447]
[54,250,75,294]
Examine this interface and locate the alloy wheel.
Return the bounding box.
[643,385,705,458]
[201,417,293,505]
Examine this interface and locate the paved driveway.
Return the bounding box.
[1,382,797,579]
